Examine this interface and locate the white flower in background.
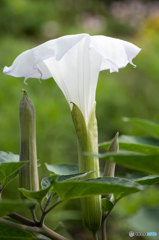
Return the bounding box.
[3,33,141,124]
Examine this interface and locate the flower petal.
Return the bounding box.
[90,36,141,72]
[43,36,102,124]
[3,34,88,80]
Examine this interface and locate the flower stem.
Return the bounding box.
[101,217,107,240]
[93,232,98,240]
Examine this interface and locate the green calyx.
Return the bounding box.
[71,103,101,234]
[19,90,39,198]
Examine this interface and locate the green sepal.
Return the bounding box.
[71,103,102,233]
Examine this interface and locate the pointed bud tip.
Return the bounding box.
[21,89,29,100]
[108,132,119,153]
[115,132,119,138]
[21,89,28,95]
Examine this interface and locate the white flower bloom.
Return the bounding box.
[3,33,141,124]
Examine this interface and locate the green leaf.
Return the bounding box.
[116,172,159,186]
[134,175,159,185]
[99,135,159,154]
[0,220,37,240]
[41,174,58,189]
[102,198,114,212]
[113,192,131,202]
[123,117,159,139]
[41,171,96,190]
[41,172,94,201]
[53,177,146,200]
[53,221,65,232]
[19,186,51,203]
[56,171,96,182]
[0,200,36,217]
[97,152,159,175]
[45,163,79,175]
[0,157,27,189]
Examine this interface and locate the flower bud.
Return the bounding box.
[103,132,119,178]
[19,90,39,197]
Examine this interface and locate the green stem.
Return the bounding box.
[101,216,107,240]
[0,186,4,202]
[45,199,63,214]
[39,200,63,226]
[9,212,35,226]
[41,224,68,240]
[93,232,98,240]
[30,207,38,223]
[0,217,40,232]
[0,218,68,240]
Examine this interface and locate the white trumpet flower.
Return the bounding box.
[3,34,141,235]
[3,33,141,125]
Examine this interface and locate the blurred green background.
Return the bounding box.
[1,0,159,239]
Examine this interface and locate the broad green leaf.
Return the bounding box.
[41,174,58,189]
[96,152,159,175]
[0,200,36,217]
[41,171,96,190]
[41,172,95,201]
[45,163,79,175]
[113,192,131,202]
[19,186,51,203]
[0,152,28,189]
[123,117,159,139]
[113,174,159,201]
[0,162,28,189]
[53,177,146,200]
[99,135,159,154]
[0,219,37,240]
[41,175,58,200]
[134,175,159,185]
[116,172,159,186]
[102,198,114,212]
[56,171,96,182]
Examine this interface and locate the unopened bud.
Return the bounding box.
[103,132,119,178]
[19,90,39,198]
